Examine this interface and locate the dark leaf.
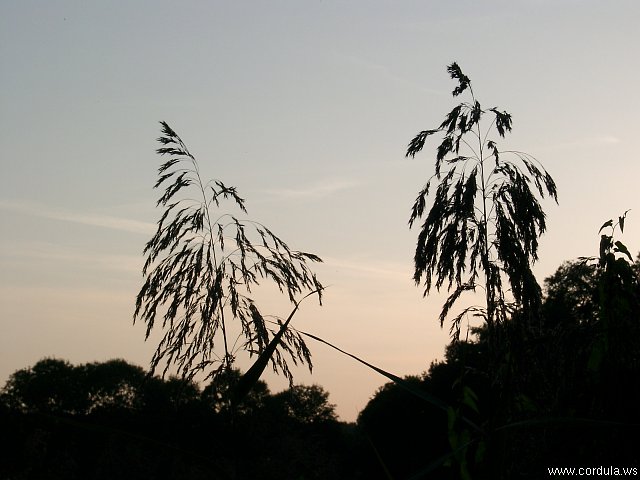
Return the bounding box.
[599,234,612,265]
[447,62,471,97]
[436,136,454,169]
[487,140,499,164]
[598,219,613,234]
[490,108,512,137]
[440,105,463,134]
[406,129,439,158]
[614,241,633,261]
[470,101,482,126]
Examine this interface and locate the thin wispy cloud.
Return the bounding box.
[0,200,155,235]
[538,135,622,152]
[332,52,443,96]
[264,179,360,200]
[322,255,411,282]
[2,243,142,274]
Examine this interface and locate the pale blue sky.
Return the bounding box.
[1,1,639,421]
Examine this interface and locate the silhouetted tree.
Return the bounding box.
[0,358,227,480]
[142,374,202,413]
[357,375,449,479]
[543,260,599,328]
[251,384,350,480]
[82,359,148,413]
[270,384,337,425]
[0,358,203,417]
[1,358,85,414]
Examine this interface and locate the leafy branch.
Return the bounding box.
[577,211,639,371]
[134,122,323,384]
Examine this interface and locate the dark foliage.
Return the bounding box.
[0,358,362,480]
[201,367,270,414]
[356,341,498,480]
[269,384,337,425]
[357,375,451,479]
[350,214,640,479]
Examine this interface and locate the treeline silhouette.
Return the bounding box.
[2,254,639,479]
[0,360,363,479]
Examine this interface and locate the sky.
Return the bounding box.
[1,1,639,422]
